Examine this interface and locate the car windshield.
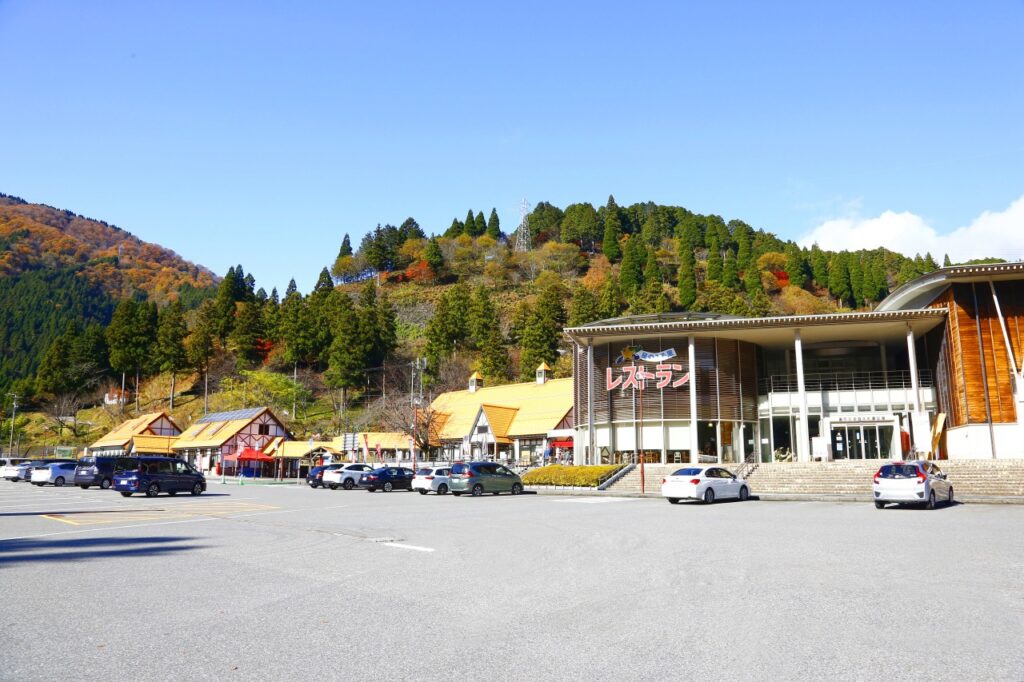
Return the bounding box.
[672,468,703,476]
[878,464,920,479]
[78,458,95,466]
[451,463,469,475]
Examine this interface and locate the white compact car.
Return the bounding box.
[412,467,452,495]
[322,463,375,490]
[873,460,953,509]
[2,458,29,481]
[661,466,750,504]
[30,461,79,487]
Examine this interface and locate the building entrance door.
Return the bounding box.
[830,423,895,459]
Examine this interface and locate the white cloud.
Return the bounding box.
[798,195,1024,262]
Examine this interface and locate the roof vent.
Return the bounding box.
[536,362,551,385]
[468,371,483,393]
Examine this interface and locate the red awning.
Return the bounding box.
[549,439,574,448]
[237,448,275,462]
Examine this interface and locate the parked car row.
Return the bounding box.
[1,455,206,498]
[659,459,954,510]
[305,462,524,496]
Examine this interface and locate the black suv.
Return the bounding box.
[357,467,415,492]
[75,456,137,490]
[112,457,206,497]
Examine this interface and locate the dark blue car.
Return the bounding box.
[113,457,206,497]
[357,467,415,492]
[75,455,137,490]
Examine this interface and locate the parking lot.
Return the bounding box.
[2,480,1022,681]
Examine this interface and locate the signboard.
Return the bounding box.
[614,346,678,364]
[606,365,689,392]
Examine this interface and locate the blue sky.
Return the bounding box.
[1,1,1022,293]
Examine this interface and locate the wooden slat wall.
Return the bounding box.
[944,283,1020,425]
[716,338,741,421]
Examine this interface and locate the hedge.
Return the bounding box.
[521,464,625,488]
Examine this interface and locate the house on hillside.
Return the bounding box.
[172,407,290,475]
[429,365,574,464]
[88,412,181,457]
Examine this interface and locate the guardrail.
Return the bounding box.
[759,370,934,394]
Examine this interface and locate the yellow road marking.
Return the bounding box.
[41,514,82,526]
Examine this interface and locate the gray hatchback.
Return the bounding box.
[449,461,523,497]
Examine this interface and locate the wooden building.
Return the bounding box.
[172,407,290,474]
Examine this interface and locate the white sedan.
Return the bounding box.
[412,467,451,495]
[661,466,750,504]
[30,461,79,487]
[322,463,375,490]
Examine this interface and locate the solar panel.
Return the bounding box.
[195,407,264,424]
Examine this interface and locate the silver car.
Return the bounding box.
[30,461,79,487]
[873,460,953,509]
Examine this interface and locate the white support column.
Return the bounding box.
[587,341,596,465]
[794,329,810,462]
[689,335,699,464]
[906,324,922,414]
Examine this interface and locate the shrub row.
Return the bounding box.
[521,464,625,488]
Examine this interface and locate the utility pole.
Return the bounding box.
[7,393,18,457]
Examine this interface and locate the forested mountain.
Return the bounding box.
[2,191,998,449]
[0,193,217,397]
[0,193,216,302]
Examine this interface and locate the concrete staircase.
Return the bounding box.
[602,459,1024,500]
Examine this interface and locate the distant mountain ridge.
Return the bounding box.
[0,192,217,303]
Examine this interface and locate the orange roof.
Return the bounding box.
[91,412,178,449]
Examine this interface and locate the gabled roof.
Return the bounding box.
[271,440,339,459]
[480,404,518,443]
[350,432,412,451]
[90,412,178,450]
[430,378,573,442]
[172,407,280,449]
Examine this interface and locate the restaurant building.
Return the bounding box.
[566,262,1024,464]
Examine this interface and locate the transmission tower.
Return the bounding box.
[513,199,532,253]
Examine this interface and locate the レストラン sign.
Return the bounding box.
[606,364,690,391]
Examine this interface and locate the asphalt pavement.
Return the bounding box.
[1,480,1022,681]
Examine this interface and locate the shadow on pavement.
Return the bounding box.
[0,536,205,567]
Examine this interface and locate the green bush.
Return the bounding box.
[521,464,624,488]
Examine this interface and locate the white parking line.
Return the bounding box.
[380,543,435,553]
[550,498,643,504]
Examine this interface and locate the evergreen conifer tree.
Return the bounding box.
[619,237,644,296]
[339,234,353,257]
[943,254,952,267]
[567,285,601,327]
[784,244,808,289]
[156,302,188,408]
[464,210,478,237]
[705,237,723,283]
[486,208,501,239]
[444,219,464,238]
[828,253,853,306]
[722,248,739,289]
[598,276,624,319]
[810,244,828,288]
[601,195,623,261]
[474,211,487,238]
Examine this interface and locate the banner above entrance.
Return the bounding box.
[614,346,678,364]
[606,365,690,391]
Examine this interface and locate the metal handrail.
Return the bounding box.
[758,370,934,394]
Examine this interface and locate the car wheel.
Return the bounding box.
[54,477,65,487]
[511,483,523,496]
[703,488,715,504]
[418,489,428,495]
[146,483,160,498]
[383,482,393,493]
[307,481,316,488]
[100,478,112,490]
[343,479,354,490]
[367,487,376,493]
[191,482,203,496]
[120,491,132,497]
[667,498,680,504]
[452,492,462,497]
[79,485,90,490]
[438,484,448,495]
[947,487,954,506]
[874,501,885,509]
[329,483,338,490]
[738,486,749,502]
[472,484,484,497]
[926,490,936,510]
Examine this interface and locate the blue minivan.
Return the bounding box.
[113,457,206,497]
